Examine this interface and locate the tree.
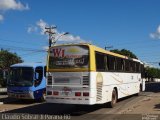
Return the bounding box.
[110,49,160,79]
[145,67,160,79]
[110,49,138,59]
[0,49,23,87]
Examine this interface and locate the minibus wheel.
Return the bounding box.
[37,92,45,102]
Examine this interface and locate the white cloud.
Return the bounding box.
[0,14,4,21]
[0,0,29,22]
[56,33,85,43]
[27,25,38,33]
[0,0,29,11]
[28,19,91,45]
[150,25,160,39]
[36,19,49,35]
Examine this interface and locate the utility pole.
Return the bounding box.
[45,26,57,48]
[105,46,113,50]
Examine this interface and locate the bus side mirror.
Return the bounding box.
[35,72,39,80]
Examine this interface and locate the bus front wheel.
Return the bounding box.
[36,91,46,102]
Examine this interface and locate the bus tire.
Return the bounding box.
[108,89,117,108]
[135,84,142,96]
[140,84,142,92]
[40,92,46,102]
[37,92,46,102]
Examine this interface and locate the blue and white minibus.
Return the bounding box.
[7,63,46,101]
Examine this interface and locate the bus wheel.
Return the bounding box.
[37,92,46,102]
[108,89,117,108]
[41,92,46,102]
[135,84,142,96]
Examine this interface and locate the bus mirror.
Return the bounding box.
[35,72,39,79]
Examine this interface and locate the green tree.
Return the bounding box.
[0,49,23,87]
[110,49,138,59]
[145,67,160,79]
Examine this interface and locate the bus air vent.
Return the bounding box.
[96,82,102,101]
[83,76,89,86]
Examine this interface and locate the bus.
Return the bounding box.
[7,63,46,101]
[46,43,145,107]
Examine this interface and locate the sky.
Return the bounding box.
[0,0,160,68]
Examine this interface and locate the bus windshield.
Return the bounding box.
[8,67,34,87]
[48,45,89,69]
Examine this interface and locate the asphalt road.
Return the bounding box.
[0,82,160,120]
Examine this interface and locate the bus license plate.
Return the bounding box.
[61,91,72,96]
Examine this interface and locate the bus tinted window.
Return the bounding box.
[130,61,136,72]
[9,67,33,87]
[108,55,115,71]
[116,58,124,71]
[125,60,130,72]
[95,52,105,71]
[136,63,140,73]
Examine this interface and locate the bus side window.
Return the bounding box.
[136,62,140,73]
[95,52,105,71]
[125,60,130,72]
[130,61,136,72]
[116,58,124,71]
[35,67,43,86]
[108,55,115,71]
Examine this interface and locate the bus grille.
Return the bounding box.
[96,82,102,101]
[83,76,89,86]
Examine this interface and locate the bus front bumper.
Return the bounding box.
[8,91,34,99]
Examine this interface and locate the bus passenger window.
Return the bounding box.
[136,63,140,73]
[95,52,105,71]
[125,60,130,72]
[107,56,115,71]
[130,62,136,72]
[116,58,124,71]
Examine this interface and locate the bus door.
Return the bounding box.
[34,66,46,99]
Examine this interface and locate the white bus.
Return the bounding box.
[46,43,145,107]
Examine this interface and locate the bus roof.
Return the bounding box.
[50,43,141,63]
[10,62,46,68]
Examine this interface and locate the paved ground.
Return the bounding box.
[0,82,159,120]
[119,92,160,114]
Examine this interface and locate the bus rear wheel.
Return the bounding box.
[108,89,117,108]
[135,84,142,96]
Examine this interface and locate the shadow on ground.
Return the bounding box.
[154,103,160,111]
[3,82,159,115]
[3,95,137,116]
[4,103,106,115]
